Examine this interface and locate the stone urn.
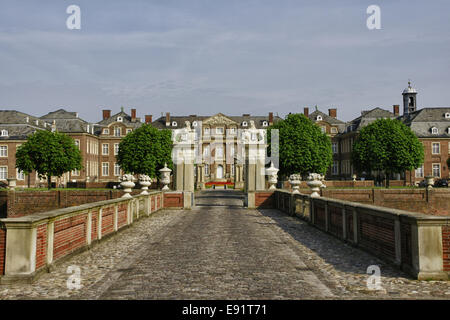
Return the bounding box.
[120,174,135,198]
[425,175,434,189]
[159,163,172,191]
[265,161,279,190]
[7,178,16,191]
[307,173,323,197]
[139,174,151,195]
[289,174,302,194]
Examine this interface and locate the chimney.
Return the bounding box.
[242,113,250,117]
[102,110,111,120]
[393,104,400,116]
[303,107,309,118]
[165,112,170,126]
[269,112,273,125]
[328,108,337,118]
[145,115,152,124]
[131,109,136,122]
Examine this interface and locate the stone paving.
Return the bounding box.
[1,190,450,300]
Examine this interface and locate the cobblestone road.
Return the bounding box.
[1,190,450,299]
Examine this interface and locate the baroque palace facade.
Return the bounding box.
[0,83,449,187]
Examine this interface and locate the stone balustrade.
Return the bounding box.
[0,191,166,283]
[272,190,450,280]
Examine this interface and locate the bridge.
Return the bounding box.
[0,189,448,300]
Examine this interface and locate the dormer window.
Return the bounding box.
[431,127,438,135]
[1,130,8,137]
[242,121,248,127]
[262,121,268,127]
[126,129,132,134]
[331,127,338,134]
[117,117,123,122]
[103,129,109,135]
[172,121,177,127]
[445,113,450,119]
[448,127,450,134]
[316,115,323,121]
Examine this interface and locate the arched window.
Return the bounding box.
[409,97,415,107]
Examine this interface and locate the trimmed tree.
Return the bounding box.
[16,130,83,189]
[352,118,424,188]
[116,124,173,179]
[268,113,332,177]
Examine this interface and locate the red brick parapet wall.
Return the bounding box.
[0,190,183,282]
[271,190,450,280]
[0,189,144,218]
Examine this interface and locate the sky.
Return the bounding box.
[0,0,449,123]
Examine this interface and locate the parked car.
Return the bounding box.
[434,179,449,188]
[417,179,428,188]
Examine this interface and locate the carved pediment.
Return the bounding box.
[203,113,237,126]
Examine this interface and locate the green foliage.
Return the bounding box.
[352,118,424,177]
[16,130,83,189]
[268,113,332,177]
[117,124,173,178]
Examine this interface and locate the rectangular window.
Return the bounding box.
[0,166,7,180]
[103,129,109,135]
[114,163,121,176]
[102,143,109,155]
[16,169,24,180]
[321,126,326,133]
[228,127,236,134]
[114,143,119,155]
[204,164,210,176]
[332,142,338,154]
[415,165,424,178]
[72,168,79,176]
[332,161,339,175]
[432,142,440,154]
[114,127,121,137]
[432,163,441,178]
[216,127,224,134]
[74,140,80,150]
[204,127,210,135]
[231,164,235,176]
[102,162,109,176]
[331,127,338,134]
[203,145,210,157]
[0,146,7,157]
[229,145,235,158]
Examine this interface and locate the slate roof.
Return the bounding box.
[400,107,450,138]
[151,113,282,129]
[308,110,346,133]
[344,107,396,133]
[0,110,50,140]
[96,111,142,129]
[40,108,92,134]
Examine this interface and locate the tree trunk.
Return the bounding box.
[385,173,390,188]
[47,175,51,190]
[27,174,30,188]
